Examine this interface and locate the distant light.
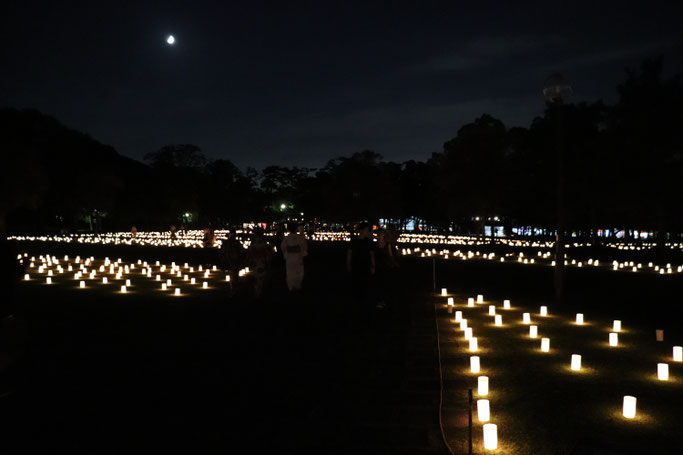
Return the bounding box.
[167,35,175,45]
[280,204,286,210]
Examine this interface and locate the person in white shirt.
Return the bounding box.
[280,223,308,291]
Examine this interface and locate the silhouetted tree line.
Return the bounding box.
[1,58,681,236]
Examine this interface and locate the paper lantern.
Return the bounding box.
[125,279,131,286]
[503,299,511,309]
[175,288,181,296]
[576,313,584,325]
[483,423,497,450]
[460,319,468,330]
[191,278,196,285]
[476,294,484,304]
[494,315,502,326]
[540,305,548,317]
[167,279,172,286]
[623,396,637,418]
[225,275,230,282]
[674,346,682,362]
[46,277,52,284]
[470,356,480,373]
[523,313,531,324]
[477,399,490,422]
[609,332,618,346]
[477,376,488,396]
[469,337,478,351]
[468,298,475,307]
[658,363,669,380]
[464,327,473,340]
[161,283,167,291]
[613,320,621,332]
[202,281,208,289]
[571,354,581,371]
[120,285,127,293]
[488,305,496,316]
[24,274,29,280]
[447,297,454,306]
[156,275,161,281]
[529,325,538,338]
[80,280,85,288]
[541,337,550,352]
[102,277,108,284]
[441,288,447,296]
[455,311,462,323]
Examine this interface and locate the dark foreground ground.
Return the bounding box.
[1,241,682,454]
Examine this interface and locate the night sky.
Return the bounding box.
[2,1,682,169]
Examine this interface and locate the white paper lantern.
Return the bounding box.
[613,320,621,332]
[441,288,447,296]
[161,283,167,291]
[609,332,618,346]
[540,305,548,317]
[468,298,475,307]
[455,311,462,323]
[494,314,502,326]
[202,281,208,289]
[464,327,473,340]
[80,280,85,288]
[576,313,584,325]
[503,299,511,309]
[102,277,108,284]
[120,285,127,293]
[447,297,454,306]
[469,337,478,352]
[477,399,490,422]
[523,313,531,324]
[470,356,480,373]
[46,277,52,284]
[24,274,30,280]
[488,305,496,316]
[477,376,488,396]
[460,319,468,330]
[483,423,497,450]
[529,325,538,338]
[125,279,131,286]
[476,294,484,304]
[674,346,682,362]
[658,363,669,381]
[541,337,550,352]
[175,288,181,296]
[571,354,582,371]
[623,395,637,418]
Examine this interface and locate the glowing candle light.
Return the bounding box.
[460,319,468,330]
[529,325,538,338]
[24,274,29,280]
[476,294,483,304]
[447,297,454,306]
[477,376,488,396]
[167,279,172,286]
[674,346,682,362]
[488,305,496,316]
[609,332,618,346]
[175,288,180,296]
[464,327,473,340]
[540,305,548,317]
[441,288,447,296]
[46,277,52,284]
[483,423,497,450]
[571,354,582,371]
[623,396,637,418]
[470,356,480,373]
[477,399,490,422]
[494,314,502,326]
[80,280,85,288]
[161,284,167,291]
[455,311,462,323]
[125,279,131,286]
[613,320,622,332]
[523,313,531,324]
[226,275,230,282]
[541,337,550,352]
[469,337,478,352]
[576,313,584,325]
[156,275,161,281]
[503,299,511,309]
[202,281,208,289]
[120,285,127,293]
[468,298,474,307]
[658,363,669,380]
[102,277,108,284]
[191,278,196,285]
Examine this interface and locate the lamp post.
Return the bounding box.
[543,73,572,306]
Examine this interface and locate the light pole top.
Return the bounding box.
[543,73,572,104]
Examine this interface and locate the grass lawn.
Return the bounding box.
[437,293,683,454]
